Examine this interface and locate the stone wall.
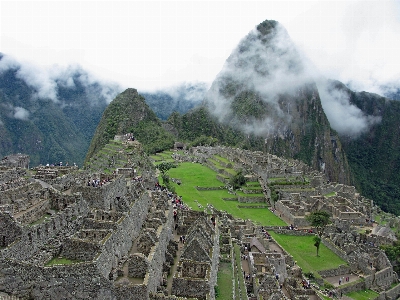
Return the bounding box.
[171,278,209,299]
[321,238,349,264]
[1,194,89,262]
[128,253,149,278]
[61,238,102,261]
[237,195,265,203]
[145,203,174,295]
[94,191,152,279]
[0,259,113,299]
[384,283,400,300]
[318,265,351,278]
[72,176,127,211]
[374,266,395,290]
[0,211,22,247]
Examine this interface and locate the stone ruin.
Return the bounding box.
[0,150,221,299]
[169,146,400,299]
[1,143,400,299]
[0,154,30,169]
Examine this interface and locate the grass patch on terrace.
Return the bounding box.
[373,214,388,226]
[216,262,233,300]
[209,161,236,176]
[213,155,231,164]
[45,257,82,266]
[345,289,379,300]
[167,162,286,226]
[246,181,261,186]
[270,233,347,275]
[324,192,336,197]
[234,243,248,300]
[29,214,51,226]
[236,191,264,197]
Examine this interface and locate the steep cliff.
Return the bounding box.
[327,80,400,213]
[85,88,174,164]
[171,20,351,184]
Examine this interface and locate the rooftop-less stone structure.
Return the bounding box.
[1,143,400,299]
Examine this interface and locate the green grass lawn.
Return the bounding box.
[234,243,248,300]
[324,192,336,197]
[45,257,82,266]
[270,233,347,275]
[213,155,231,164]
[167,162,286,226]
[216,262,233,300]
[345,289,379,300]
[29,214,51,226]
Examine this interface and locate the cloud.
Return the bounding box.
[0,54,19,73]
[204,20,384,139]
[1,103,30,121]
[158,81,209,104]
[293,0,400,96]
[204,21,314,136]
[0,54,121,103]
[13,106,30,121]
[77,72,121,104]
[317,80,382,137]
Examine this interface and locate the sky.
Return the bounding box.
[1,0,400,93]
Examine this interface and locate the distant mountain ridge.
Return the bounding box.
[142,82,207,120]
[0,56,121,166]
[0,54,203,167]
[3,17,400,217]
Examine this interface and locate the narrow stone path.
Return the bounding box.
[166,227,183,295]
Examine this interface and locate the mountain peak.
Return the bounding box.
[256,19,279,36]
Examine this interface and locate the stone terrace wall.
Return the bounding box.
[0,259,113,299]
[321,238,349,264]
[146,203,174,294]
[171,278,209,300]
[209,221,220,299]
[0,211,22,247]
[237,195,265,203]
[384,283,400,300]
[318,265,351,278]
[94,191,152,279]
[61,238,102,261]
[1,194,89,261]
[72,176,127,211]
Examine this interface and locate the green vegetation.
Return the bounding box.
[345,289,379,300]
[334,80,400,216]
[167,162,286,226]
[305,210,331,238]
[270,233,347,275]
[29,214,51,226]
[324,192,336,197]
[216,262,233,300]
[45,257,82,266]
[85,88,174,163]
[229,171,246,190]
[233,243,247,300]
[380,241,400,274]
[313,236,322,257]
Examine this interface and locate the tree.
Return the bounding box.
[157,161,176,188]
[229,171,246,190]
[157,162,176,175]
[305,210,331,238]
[313,236,322,256]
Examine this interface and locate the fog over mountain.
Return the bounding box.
[203,21,386,140]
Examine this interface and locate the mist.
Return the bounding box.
[205,22,313,136]
[317,80,382,137]
[0,54,121,104]
[204,20,384,139]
